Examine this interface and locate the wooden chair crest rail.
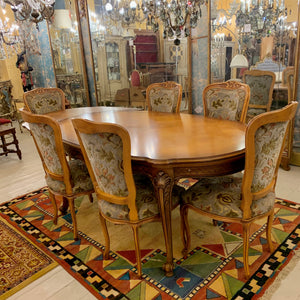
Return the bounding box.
[23,87,69,114]
[203,80,250,123]
[146,81,182,113]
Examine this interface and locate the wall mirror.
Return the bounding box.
[86,0,192,111]
[48,0,90,107]
[210,0,298,108]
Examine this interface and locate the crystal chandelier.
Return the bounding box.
[235,0,286,40]
[102,0,206,39]
[144,0,206,39]
[1,0,55,29]
[104,0,147,27]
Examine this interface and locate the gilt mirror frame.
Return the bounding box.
[48,0,91,107]
[208,0,300,93]
[82,0,193,113]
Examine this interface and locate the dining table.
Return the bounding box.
[38,106,247,277]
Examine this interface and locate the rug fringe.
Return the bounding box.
[260,248,300,300]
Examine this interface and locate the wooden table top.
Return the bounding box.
[48,108,246,165]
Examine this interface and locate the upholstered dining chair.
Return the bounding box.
[23,87,68,114]
[129,69,146,109]
[146,81,182,113]
[24,87,76,158]
[242,70,276,121]
[20,109,94,240]
[179,102,298,279]
[202,81,250,123]
[72,118,181,277]
[282,66,295,86]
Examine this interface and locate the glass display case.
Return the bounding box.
[106,42,120,81]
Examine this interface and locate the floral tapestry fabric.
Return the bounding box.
[78,131,181,221]
[205,88,247,121]
[180,173,275,219]
[79,132,128,197]
[30,123,93,194]
[30,123,62,174]
[46,159,93,194]
[251,122,288,192]
[149,87,179,112]
[244,74,273,107]
[25,91,63,114]
[99,174,182,221]
[247,108,266,117]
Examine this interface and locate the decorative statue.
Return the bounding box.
[16,51,33,92]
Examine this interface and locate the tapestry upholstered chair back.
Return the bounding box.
[20,110,94,240]
[146,81,182,113]
[179,102,298,279]
[72,118,181,277]
[282,66,294,86]
[23,87,67,114]
[202,81,250,123]
[242,70,275,120]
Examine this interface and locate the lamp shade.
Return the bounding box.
[53,9,72,29]
[230,54,249,68]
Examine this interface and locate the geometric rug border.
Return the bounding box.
[232,222,300,299]
[0,191,127,300]
[1,187,300,300]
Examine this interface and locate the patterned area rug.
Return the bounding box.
[0,216,57,298]
[0,187,299,299]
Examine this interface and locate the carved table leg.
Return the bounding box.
[154,171,174,277]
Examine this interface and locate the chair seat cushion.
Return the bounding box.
[99,174,182,221]
[0,118,12,125]
[247,108,266,116]
[181,173,275,219]
[46,159,93,194]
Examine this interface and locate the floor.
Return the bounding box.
[1,122,300,300]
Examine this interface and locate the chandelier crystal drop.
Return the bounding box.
[102,0,205,39]
[144,0,206,38]
[104,0,148,27]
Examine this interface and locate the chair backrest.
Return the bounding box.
[241,102,298,219]
[130,70,142,87]
[282,66,294,86]
[23,87,66,114]
[20,109,73,194]
[202,81,250,123]
[146,81,182,113]
[71,118,139,221]
[242,70,275,112]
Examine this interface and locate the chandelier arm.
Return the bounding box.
[216,25,241,52]
[3,0,23,6]
[0,31,18,45]
[183,10,190,28]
